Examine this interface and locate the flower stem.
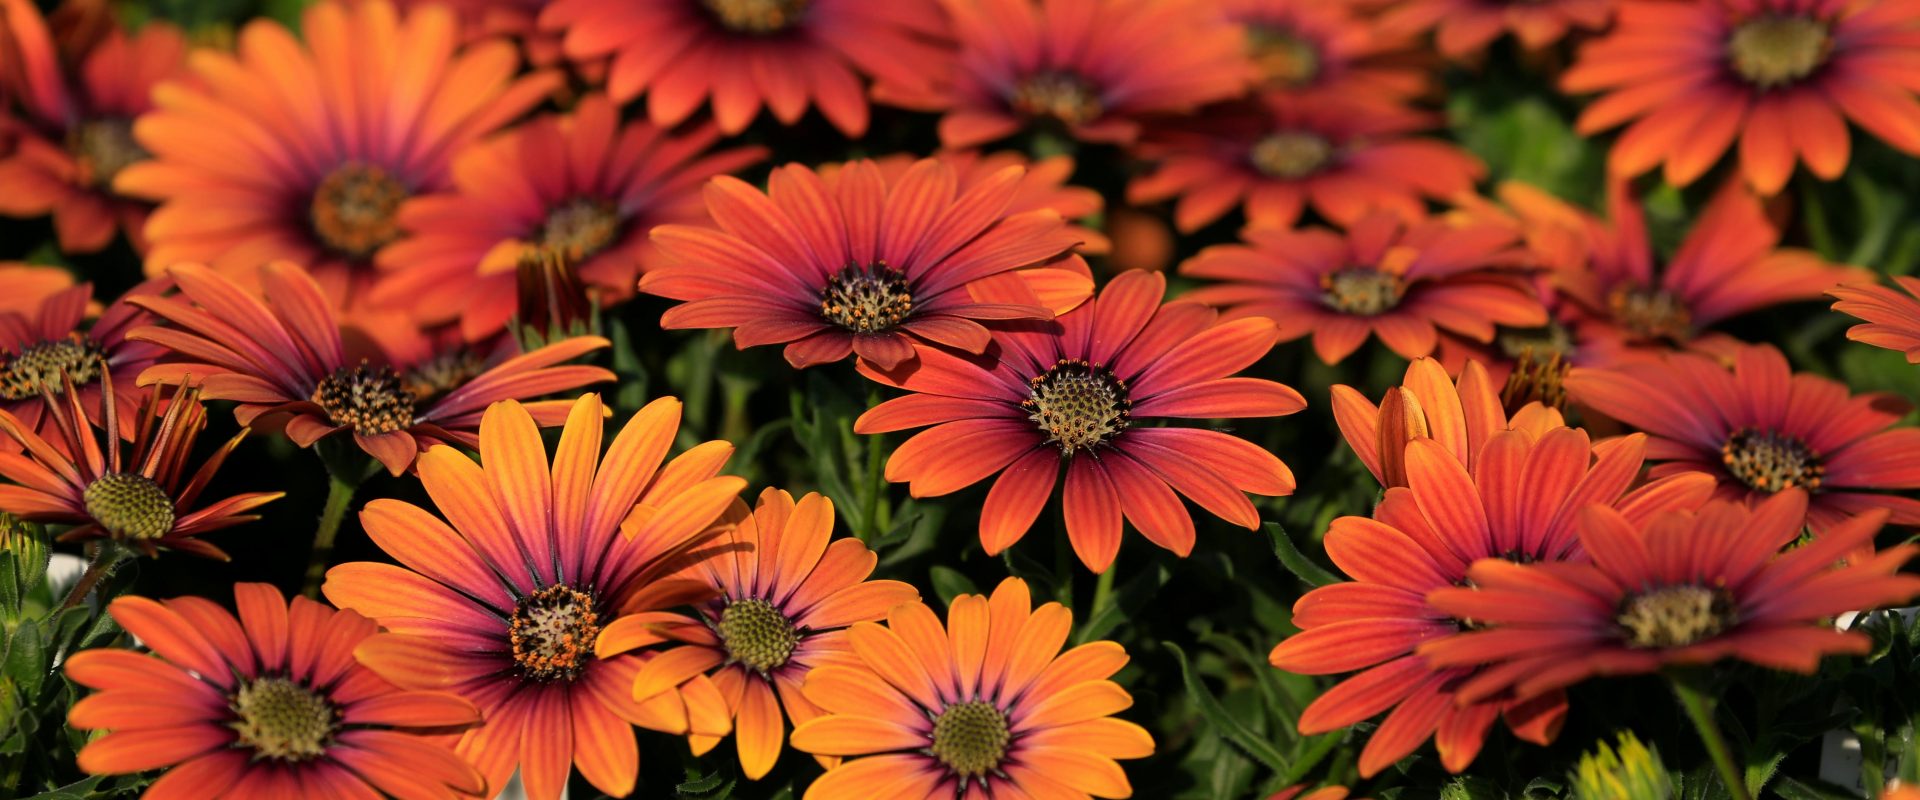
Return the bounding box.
[1669,671,1750,800]
[302,472,359,599]
[59,541,124,610]
[1090,551,1117,617]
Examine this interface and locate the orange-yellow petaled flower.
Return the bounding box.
[1419,491,1920,701]
[1564,0,1920,194]
[1331,357,1566,489]
[0,0,183,253]
[65,583,485,799]
[371,94,766,341]
[1831,277,1920,364]
[1219,0,1430,101]
[540,0,951,137]
[791,577,1154,799]
[325,395,747,800]
[1269,428,1714,777]
[115,0,557,307]
[127,262,614,475]
[598,489,919,780]
[0,276,167,448]
[1181,212,1544,365]
[1380,0,1612,58]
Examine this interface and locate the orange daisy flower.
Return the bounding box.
[1180,212,1544,365]
[370,94,766,341]
[855,271,1303,573]
[1129,93,1484,232]
[912,0,1256,148]
[597,488,918,780]
[1564,0,1920,194]
[1,277,168,448]
[1331,356,1567,489]
[1567,343,1920,532]
[127,262,613,475]
[640,158,1090,370]
[0,263,79,315]
[1831,276,1920,363]
[66,583,485,799]
[1379,0,1611,59]
[790,577,1154,799]
[115,0,557,306]
[838,150,1111,255]
[0,0,182,253]
[1269,428,1715,776]
[539,0,950,137]
[0,375,275,560]
[1219,0,1430,101]
[1419,490,1920,701]
[325,394,748,800]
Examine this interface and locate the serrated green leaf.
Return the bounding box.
[1164,641,1290,775]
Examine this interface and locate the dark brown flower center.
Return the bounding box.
[1608,286,1691,342]
[1247,28,1321,87]
[1727,16,1830,88]
[1321,267,1403,316]
[311,361,415,436]
[716,598,798,673]
[0,337,105,400]
[1722,427,1823,493]
[310,163,408,259]
[1024,359,1130,456]
[1010,73,1104,127]
[510,584,601,682]
[1618,585,1735,648]
[539,198,621,262]
[1499,347,1570,413]
[67,117,146,189]
[82,473,174,541]
[819,262,913,333]
[702,0,810,33]
[402,351,484,403]
[229,677,337,762]
[1496,323,1575,362]
[930,700,1011,779]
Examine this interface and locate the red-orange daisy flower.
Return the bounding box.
[1380,0,1612,59]
[1269,428,1715,776]
[1180,212,1545,365]
[598,488,918,779]
[790,577,1154,799]
[539,0,950,137]
[0,263,80,315]
[910,0,1257,148]
[854,270,1303,573]
[1129,93,1485,232]
[1331,356,1567,489]
[1567,343,1920,531]
[838,150,1111,255]
[371,94,766,341]
[115,0,557,306]
[66,583,485,799]
[127,262,614,475]
[1219,0,1430,101]
[1830,276,1920,363]
[641,158,1091,370]
[0,0,182,253]
[1,276,168,447]
[324,394,747,800]
[1419,490,1920,701]
[1564,0,1920,194]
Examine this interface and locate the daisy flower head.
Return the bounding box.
[371,94,767,341]
[791,577,1154,799]
[115,0,558,306]
[1179,211,1545,365]
[855,270,1304,573]
[325,394,748,800]
[539,0,951,137]
[1379,0,1612,59]
[598,488,919,779]
[1331,356,1567,489]
[127,262,614,475]
[1566,343,1920,532]
[1831,276,1920,363]
[1269,427,1716,776]
[65,583,485,799]
[641,158,1092,371]
[0,276,167,447]
[1218,0,1430,100]
[1419,490,1920,701]
[1564,0,1920,194]
[0,0,183,253]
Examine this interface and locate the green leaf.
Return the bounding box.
[928,566,977,608]
[1771,776,1865,800]
[1164,642,1290,775]
[20,774,108,800]
[1266,523,1340,588]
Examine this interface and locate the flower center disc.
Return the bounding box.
[1320,267,1403,316]
[0,337,105,400]
[1248,29,1321,87]
[229,677,337,761]
[1024,359,1131,456]
[1609,286,1692,342]
[67,118,147,189]
[1721,427,1823,493]
[311,362,416,436]
[311,163,408,259]
[930,701,1011,779]
[1617,585,1734,648]
[539,198,621,261]
[1010,73,1104,127]
[510,585,601,681]
[702,0,810,33]
[819,262,913,334]
[1728,16,1830,88]
[402,351,484,403]
[1251,131,1333,179]
[717,598,799,673]
[82,473,174,541]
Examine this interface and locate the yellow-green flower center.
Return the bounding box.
[229,677,337,762]
[311,163,408,259]
[1024,359,1131,456]
[717,598,798,673]
[1721,427,1823,493]
[1320,267,1403,316]
[539,197,621,262]
[67,117,147,189]
[1617,585,1735,648]
[1248,28,1320,87]
[1250,132,1334,179]
[510,584,601,682]
[311,361,415,436]
[82,473,174,541]
[1011,73,1104,127]
[1728,16,1830,88]
[0,337,105,400]
[1608,286,1691,342]
[702,0,810,33]
[819,262,913,333]
[930,701,1011,779]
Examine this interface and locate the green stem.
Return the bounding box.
[1090,551,1117,617]
[1669,671,1751,800]
[59,541,124,610]
[302,473,359,599]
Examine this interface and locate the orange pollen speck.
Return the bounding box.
[310,162,408,259]
[510,584,601,682]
